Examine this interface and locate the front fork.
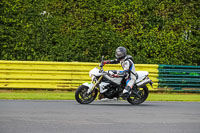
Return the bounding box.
[86,75,103,94]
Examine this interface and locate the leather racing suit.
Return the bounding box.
[103,55,137,95]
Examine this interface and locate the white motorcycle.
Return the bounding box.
[75,56,153,105]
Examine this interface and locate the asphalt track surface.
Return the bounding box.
[0,100,200,133]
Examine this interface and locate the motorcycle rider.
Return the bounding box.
[101,46,139,99]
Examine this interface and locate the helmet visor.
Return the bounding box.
[115,51,122,58]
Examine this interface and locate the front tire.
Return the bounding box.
[75,85,98,104]
[127,85,149,105]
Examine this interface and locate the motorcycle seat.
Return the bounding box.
[136,71,149,83]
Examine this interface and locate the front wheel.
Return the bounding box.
[127,85,149,105]
[75,85,98,104]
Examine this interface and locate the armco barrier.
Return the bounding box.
[158,65,200,91]
[0,60,158,90]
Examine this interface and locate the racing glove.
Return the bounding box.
[100,60,111,67]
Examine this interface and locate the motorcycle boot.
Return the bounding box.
[121,86,131,100]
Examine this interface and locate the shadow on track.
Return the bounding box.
[76,101,157,107]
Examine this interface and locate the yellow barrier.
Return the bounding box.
[0,60,158,90]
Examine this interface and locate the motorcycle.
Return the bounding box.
[75,56,153,105]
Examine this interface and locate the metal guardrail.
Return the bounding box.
[0,60,158,90]
[158,65,200,91]
[1,61,199,91]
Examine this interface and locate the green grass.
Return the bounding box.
[148,93,200,102]
[0,90,199,102]
[0,90,74,100]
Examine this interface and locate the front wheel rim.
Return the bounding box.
[75,86,97,104]
[79,88,92,100]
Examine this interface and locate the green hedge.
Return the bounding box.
[0,0,199,65]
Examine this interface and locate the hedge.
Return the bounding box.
[0,0,199,65]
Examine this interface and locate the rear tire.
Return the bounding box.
[75,85,98,104]
[127,85,149,105]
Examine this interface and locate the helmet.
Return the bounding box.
[115,46,127,60]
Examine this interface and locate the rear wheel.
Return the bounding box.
[75,85,98,104]
[127,85,149,105]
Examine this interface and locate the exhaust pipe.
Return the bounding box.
[136,78,153,88]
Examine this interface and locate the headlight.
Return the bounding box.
[89,73,96,82]
[89,73,93,78]
[91,75,96,82]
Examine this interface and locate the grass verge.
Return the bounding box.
[0,90,199,102]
